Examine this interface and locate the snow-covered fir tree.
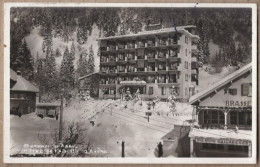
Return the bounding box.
[87,45,95,74]
[60,46,75,96]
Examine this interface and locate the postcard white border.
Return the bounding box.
[3,2,257,164]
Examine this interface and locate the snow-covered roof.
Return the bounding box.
[120,80,146,85]
[97,26,199,41]
[189,63,252,105]
[78,72,98,80]
[10,69,17,82]
[11,75,39,93]
[189,128,252,141]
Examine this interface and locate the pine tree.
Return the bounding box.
[87,45,95,74]
[60,46,75,97]
[45,48,57,95]
[14,40,34,81]
[77,51,88,77]
[70,42,76,60]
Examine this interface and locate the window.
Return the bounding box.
[185,49,187,56]
[185,74,188,81]
[230,111,238,125]
[161,87,166,95]
[241,83,252,96]
[224,88,237,95]
[185,87,188,95]
[110,88,115,95]
[148,87,153,95]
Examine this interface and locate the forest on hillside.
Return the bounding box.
[10,7,252,100]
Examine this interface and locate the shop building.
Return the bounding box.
[188,63,252,157]
[97,25,199,102]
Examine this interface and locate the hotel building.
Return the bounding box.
[189,63,252,157]
[97,25,199,102]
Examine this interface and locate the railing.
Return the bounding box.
[127,43,135,49]
[109,56,116,62]
[147,40,155,47]
[118,44,125,50]
[138,42,145,48]
[100,57,108,62]
[147,53,155,59]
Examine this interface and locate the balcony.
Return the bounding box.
[157,64,166,71]
[137,55,145,60]
[109,56,116,62]
[158,52,167,59]
[147,40,155,47]
[127,67,135,73]
[127,43,135,49]
[147,53,155,59]
[118,44,126,50]
[147,65,155,72]
[108,45,116,51]
[147,76,156,83]
[138,41,145,48]
[108,79,117,85]
[158,78,166,83]
[127,54,135,61]
[118,67,126,73]
[100,57,108,63]
[137,68,145,72]
[159,39,167,46]
[100,68,109,73]
[169,50,178,58]
[168,38,178,46]
[109,68,117,73]
[100,80,106,84]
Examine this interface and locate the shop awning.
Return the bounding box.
[189,128,252,142]
[120,80,146,86]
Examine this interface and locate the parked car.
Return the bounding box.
[36,103,60,120]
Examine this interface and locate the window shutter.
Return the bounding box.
[241,83,249,96]
[232,88,237,95]
[248,83,252,97]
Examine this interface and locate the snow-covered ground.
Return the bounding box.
[10,98,193,157]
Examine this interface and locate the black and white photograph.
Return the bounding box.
[4,3,257,164]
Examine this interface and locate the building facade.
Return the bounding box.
[97,25,199,102]
[10,69,39,116]
[189,63,252,157]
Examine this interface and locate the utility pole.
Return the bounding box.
[59,94,63,141]
[121,141,125,157]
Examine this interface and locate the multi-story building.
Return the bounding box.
[189,63,252,157]
[97,25,199,102]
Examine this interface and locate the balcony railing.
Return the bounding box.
[127,43,135,49]
[127,54,135,60]
[147,40,155,47]
[158,78,166,83]
[137,55,145,60]
[108,80,117,84]
[109,45,116,51]
[147,53,155,59]
[138,42,145,48]
[158,64,166,71]
[118,68,126,73]
[100,57,108,62]
[109,56,116,62]
[118,44,125,50]
[160,40,167,46]
[168,38,178,45]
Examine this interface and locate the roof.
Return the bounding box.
[189,128,252,141]
[189,63,252,105]
[10,69,17,81]
[11,75,39,93]
[78,72,98,80]
[120,80,146,85]
[97,25,199,41]
[36,103,60,107]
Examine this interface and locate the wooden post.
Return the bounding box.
[248,144,252,157]
[224,112,228,130]
[59,94,63,141]
[121,141,125,157]
[190,138,194,157]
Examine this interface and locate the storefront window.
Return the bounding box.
[230,111,238,125]
[239,112,246,125]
